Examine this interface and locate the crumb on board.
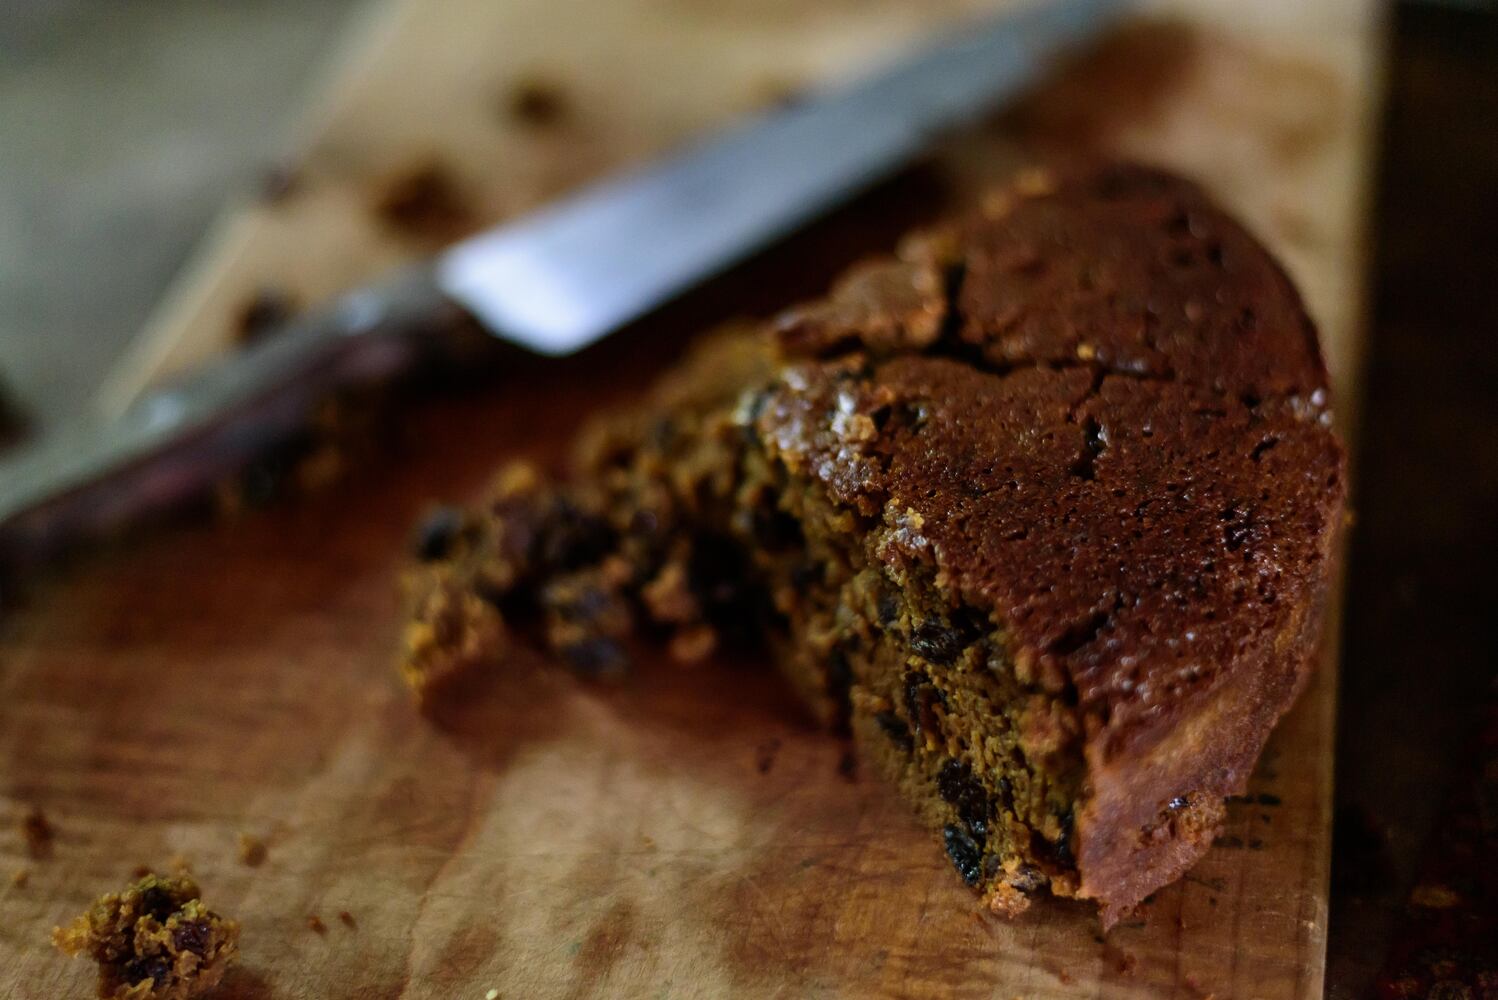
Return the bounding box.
[506,77,569,127]
[11,868,28,888]
[235,833,267,869]
[132,865,154,880]
[167,855,192,875]
[307,914,326,935]
[338,910,356,928]
[374,160,476,242]
[233,287,296,346]
[52,872,239,1000]
[22,806,54,859]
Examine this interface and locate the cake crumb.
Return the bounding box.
[22,806,54,859]
[236,833,267,868]
[131,865,153,880]
[10,867,28,888]
[338,910,356,928]
[52,872,239,1000]
[506,78,569,127]
[234,288,296,346]
[167,854,193,874]
[375,160,475,242]
[307,914,326,935]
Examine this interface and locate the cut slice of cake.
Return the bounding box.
[399,163,1345,927]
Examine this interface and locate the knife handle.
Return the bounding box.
[0,265,474,569]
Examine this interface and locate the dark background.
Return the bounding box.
[1329,1,1498,995]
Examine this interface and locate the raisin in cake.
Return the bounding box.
[53,873,240,1000]
[400,163,1345,927]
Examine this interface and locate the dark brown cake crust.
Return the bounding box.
[402,163,1345,927]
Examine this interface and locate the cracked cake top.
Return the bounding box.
[756,163,1344,762]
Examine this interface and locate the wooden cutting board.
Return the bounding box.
[0,0,1379,997]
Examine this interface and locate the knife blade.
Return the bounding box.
[0,0,1120,564]
[442,0,1120,355]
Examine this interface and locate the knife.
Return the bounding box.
[0,0,1120,566]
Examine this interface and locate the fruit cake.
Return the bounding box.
[400,163,1345,927]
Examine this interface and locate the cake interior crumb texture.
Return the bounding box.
[400,163,1345,927]
[53,874,240,1000]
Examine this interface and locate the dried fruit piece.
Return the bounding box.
[53,873,239,1000]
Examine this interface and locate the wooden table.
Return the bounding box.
[1,0,1381,996]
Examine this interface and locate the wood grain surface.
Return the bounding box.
[1,0,1380,997]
